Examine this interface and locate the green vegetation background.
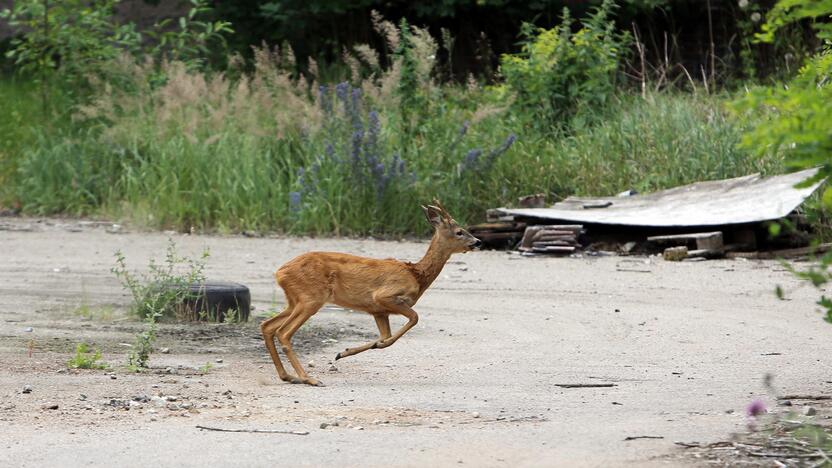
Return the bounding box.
[0,0,824,235]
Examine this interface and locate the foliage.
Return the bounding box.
[734,0,832,323]
[4,9,784,236]
[111,239,209,320]
[67,342,107,369]
[500,0,631,130]
[0,0,140,91]
[148,0,233,69]
[127,311,158,370]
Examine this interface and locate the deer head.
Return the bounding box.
[421,199,482,253]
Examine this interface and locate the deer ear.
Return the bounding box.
[422,205,443,227]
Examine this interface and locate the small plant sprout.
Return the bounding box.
[67,342,107,370]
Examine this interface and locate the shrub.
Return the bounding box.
[500,0,631,130]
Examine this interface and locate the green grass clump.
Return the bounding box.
[67,342,107,369]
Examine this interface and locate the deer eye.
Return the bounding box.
[454,230,463,237]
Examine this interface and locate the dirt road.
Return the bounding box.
[0,217,829,467]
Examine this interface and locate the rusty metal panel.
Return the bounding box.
[498,168,824,227]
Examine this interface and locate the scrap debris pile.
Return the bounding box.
[468,169,828,260]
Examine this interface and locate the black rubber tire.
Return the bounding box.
[179,281,251,323]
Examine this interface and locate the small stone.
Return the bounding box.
[150,396,167,407]
[164,395,177,402]
[353,426,364,431]
[22,385,32,394]
[214,358,223,364]
[110,375,117,380]
[803,406,817,416]
[149,417,157,422]
[79,394,87,401]
[320,422,330,429]
[372,419,382,425]
[42,403,59,410]
[329,365,338,372]
[23,327,33,333]
[160,348,170,354]
[307,361,315,368]
[779,400,792,407]
[164,367,173,374]
[472,412,481,418]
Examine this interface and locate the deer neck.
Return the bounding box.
[412,232,454,294]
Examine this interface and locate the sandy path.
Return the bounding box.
[0,217,829,467]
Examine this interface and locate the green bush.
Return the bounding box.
[500,0,630,131]
[735,0,832,324]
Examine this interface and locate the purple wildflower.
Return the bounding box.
[746,399,766,417]
[288,191,302,212]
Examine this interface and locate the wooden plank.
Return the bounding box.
[476,231,524,241]
[532,240,577,247]
[726,243,832,260]
[468,222,526,233]
[531,246,575,253]
[648,231,723,242]
[532,235,577,242]
[532,231,577,240]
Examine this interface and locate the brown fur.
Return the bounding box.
[260,200,480,386]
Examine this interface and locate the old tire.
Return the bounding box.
[177,281,251,323]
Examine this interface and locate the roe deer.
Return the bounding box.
[261,200,481,386]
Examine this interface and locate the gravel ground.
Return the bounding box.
[0,217,830,467]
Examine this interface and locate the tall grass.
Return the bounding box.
[4,15,784,234]
[0,78,72,205]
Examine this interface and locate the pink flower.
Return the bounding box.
[747,399,766,417]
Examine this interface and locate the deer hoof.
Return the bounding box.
[304,378,324,387]
[289,376,304,384]
[335,352,343,361]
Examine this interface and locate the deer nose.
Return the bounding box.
[473,239,482,249]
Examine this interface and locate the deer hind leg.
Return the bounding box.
[260,295,298,383]
[335,313,392,361]
[277,300,325,386]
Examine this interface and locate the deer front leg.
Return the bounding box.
[335,299,419,360]
[374,302,418,349]
[335,314,392,361]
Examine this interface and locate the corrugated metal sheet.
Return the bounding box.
[498,168,824,227]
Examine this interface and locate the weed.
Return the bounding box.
[126,312,158,370]
[67,342,107,369]
[112,239,209,320]
[199,362,214,373]
[112,240,209,369]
